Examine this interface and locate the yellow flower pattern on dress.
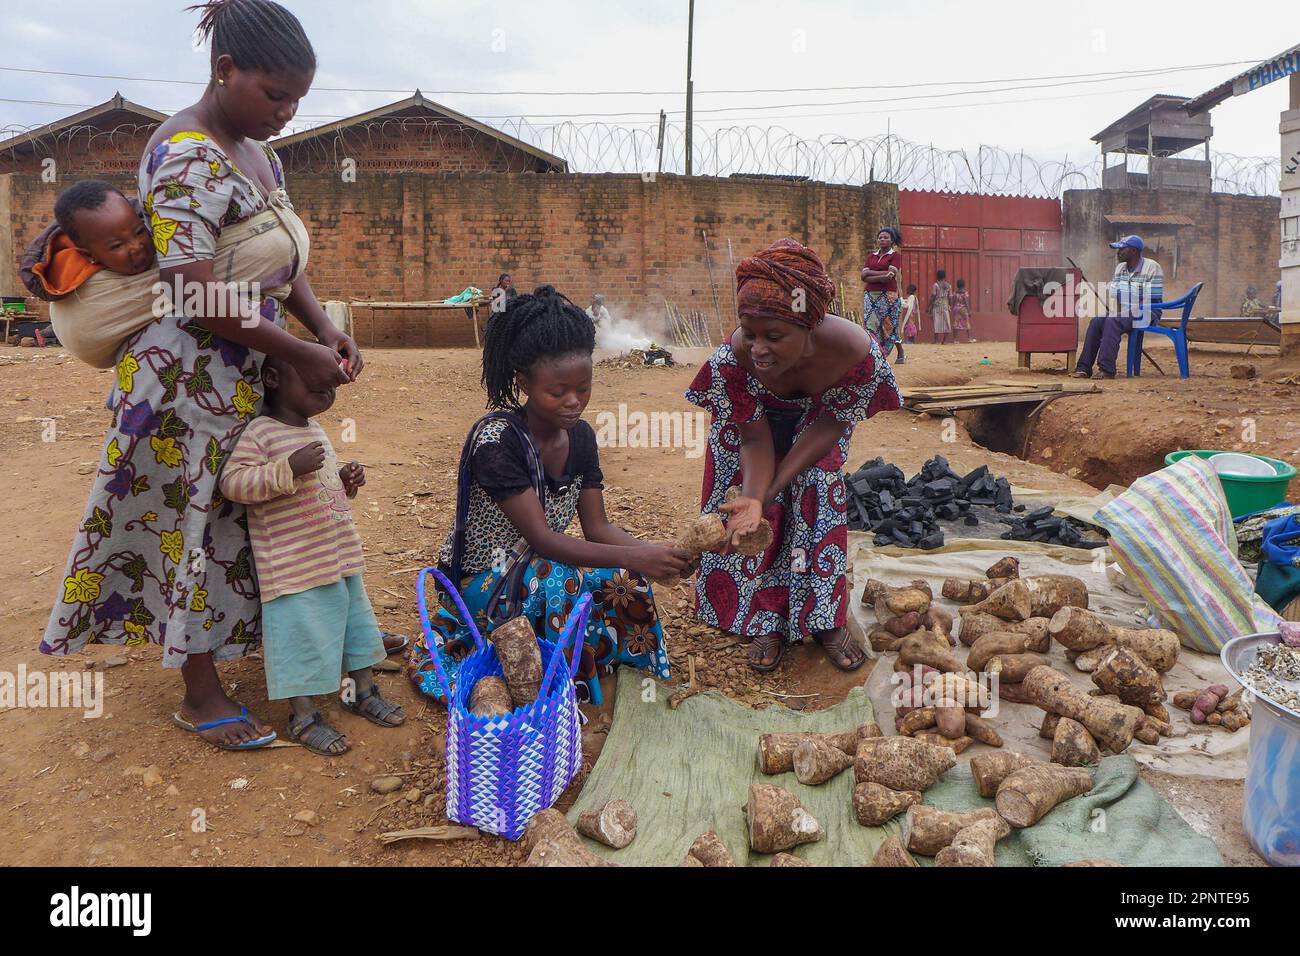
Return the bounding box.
[106,438,123,467]
[123,619,147,645]
[150,435,183,468]
[168,131,208,143]
[148,210,177,256]
[159,530,184,564]
[232,379,259,418]
[116,351,140,394]
[189,586,208,612]
[62,569,104,604]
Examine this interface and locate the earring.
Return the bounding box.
[217,78,225,86]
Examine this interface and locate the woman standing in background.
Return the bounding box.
[928,269,952,344]
[861,227,904,364]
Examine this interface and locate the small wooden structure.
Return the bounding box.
[1092,95,1213,192]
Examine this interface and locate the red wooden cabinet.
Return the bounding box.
[1014,267,1079,369]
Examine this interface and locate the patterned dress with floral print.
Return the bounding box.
[40,131,295,666]
[685,340,901,643]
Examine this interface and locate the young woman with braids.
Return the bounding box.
[408,286,690,705]
[687,239,902,673]
[39,1,374,750]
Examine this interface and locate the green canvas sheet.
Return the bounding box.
[567,669,1223,867]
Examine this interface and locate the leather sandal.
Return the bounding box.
[748,633,785,673]
[813,627,868,672]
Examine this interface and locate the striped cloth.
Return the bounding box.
[219,417,365,602]
[1094,455,1281,654]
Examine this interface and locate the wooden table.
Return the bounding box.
[348,298,492,348]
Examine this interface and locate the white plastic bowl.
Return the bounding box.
[1208,452,1277,478]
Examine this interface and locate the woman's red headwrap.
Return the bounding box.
[734,238,836,330]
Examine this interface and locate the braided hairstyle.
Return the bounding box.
[482,285,596,411]
[188,0,316,77]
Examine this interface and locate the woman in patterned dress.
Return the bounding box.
[861,227,904,364]
[408,287,689,706]
[951,278,976,342]
[686,239,902,673]
[928,269,953,344]
[39,1,361,749]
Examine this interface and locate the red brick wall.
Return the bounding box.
[3,169,898,346]
[1063,188,1280,316]
[276,124,548,175]
[262,171,897,346]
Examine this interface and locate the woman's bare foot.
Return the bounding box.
[179,652,274,748]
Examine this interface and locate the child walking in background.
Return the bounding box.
[928,269,953,344]
[900,283,919,344]
[220,355,405,756]
[951,278,976,343]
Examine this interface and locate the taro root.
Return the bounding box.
[575,800,638,849]
[468,676,513,717]
[995,763,1093,828]
[744,784,824,853]
[852,783,921,826]
[488,615,543,707]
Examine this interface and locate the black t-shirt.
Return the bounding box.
[474,418,604,502]
[437,417,604,576]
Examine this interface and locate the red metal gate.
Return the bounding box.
[897,191,1063,341]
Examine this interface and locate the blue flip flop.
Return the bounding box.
[173,706,278,750]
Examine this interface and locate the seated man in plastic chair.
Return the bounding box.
[1072,234,1163,380]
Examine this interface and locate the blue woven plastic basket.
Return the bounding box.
[416,567,592,840]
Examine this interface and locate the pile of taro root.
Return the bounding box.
[514,554,1249,867]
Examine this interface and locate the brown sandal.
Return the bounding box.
[748,633,785,673]
[814,627,868,672]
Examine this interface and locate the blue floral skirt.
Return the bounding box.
[409,557,669,706]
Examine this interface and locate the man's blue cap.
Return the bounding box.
[1109,234,1144,251]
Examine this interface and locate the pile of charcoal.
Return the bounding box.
[846,455,1090,549]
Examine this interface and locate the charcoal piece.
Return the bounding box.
[1024,506,1054,522]
[909,521,923,537]
[995,504,1011,514]
[937,504,960,520]
[963,515,979,526]
[917,531,944,550]
[874,535,892,547]
[993,479,1013,508]
[1013,504,1026,513]
[1000,531,1012,539]
[1029,529,1053,542]
[878,490,895,510]
[851,478,875,497]
[891,529,911,546]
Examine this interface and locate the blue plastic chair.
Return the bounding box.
[1125,282,1203,379]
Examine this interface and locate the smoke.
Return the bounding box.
[594,303,670,353]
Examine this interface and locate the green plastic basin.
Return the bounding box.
[1164,450,1297,518]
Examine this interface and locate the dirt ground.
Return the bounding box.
[0,335,1273,866]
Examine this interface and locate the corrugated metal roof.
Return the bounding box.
[1185,43,1300,115]
[1103,213,1196,226]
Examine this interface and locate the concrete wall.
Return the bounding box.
[1063,188,1280,316]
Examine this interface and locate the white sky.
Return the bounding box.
[1,0,1292,176]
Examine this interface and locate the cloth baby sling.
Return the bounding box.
[44,189,310,369]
